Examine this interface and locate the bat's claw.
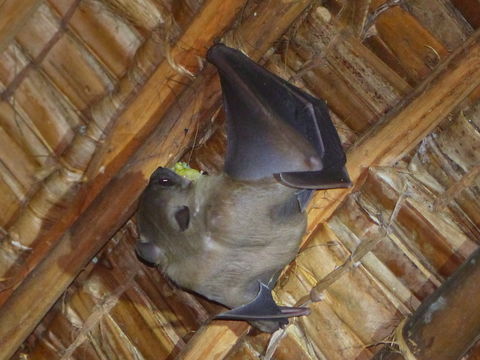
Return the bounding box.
[276,167,352,190]
[214,282,310,322]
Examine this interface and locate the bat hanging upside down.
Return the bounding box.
[135,44,351,332]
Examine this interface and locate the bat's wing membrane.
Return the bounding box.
[206,44,351,189]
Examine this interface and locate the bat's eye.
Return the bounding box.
[156,177,175,187]
[149,167,181,187]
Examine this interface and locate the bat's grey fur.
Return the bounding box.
[137,169,305,332]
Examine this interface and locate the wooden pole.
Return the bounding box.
[176,322,248,360]
[373,246,480,359]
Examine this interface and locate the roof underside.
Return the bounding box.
[0,0,480,359]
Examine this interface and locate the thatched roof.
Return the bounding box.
[0,0,479,359]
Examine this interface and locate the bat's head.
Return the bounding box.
[135,167,195,266]
[144,167,192,197]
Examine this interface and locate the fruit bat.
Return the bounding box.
[135,44,351,332]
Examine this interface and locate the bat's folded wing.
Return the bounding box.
[214,282,310,323]
[206,44,351,189]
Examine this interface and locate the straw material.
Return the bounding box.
[1,1,480,359]
[395,319,417,360]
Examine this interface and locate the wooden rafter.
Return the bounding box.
[305,27,480,236]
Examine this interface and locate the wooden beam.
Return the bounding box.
[82,0,249,193]
[373,246,480,360]
[0,0,43,53]
[176,322,248,360]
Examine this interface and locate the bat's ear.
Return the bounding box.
[214,282,310,323]
[136,238,163,266]
[207,44,351,189]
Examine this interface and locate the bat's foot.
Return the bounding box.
[214,282,309,331]
[276,167,352,190]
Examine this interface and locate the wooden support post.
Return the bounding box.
[176,322,248,360]
[373,246,480,359]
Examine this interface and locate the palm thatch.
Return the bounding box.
[0,0,480,359]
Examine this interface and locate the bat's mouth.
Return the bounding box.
[171,162,204,182]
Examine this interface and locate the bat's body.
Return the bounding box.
[136,44,351,332]
[138,173,304,317]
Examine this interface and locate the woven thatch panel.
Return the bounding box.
[1,0,480,359]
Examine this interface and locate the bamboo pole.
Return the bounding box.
[373,246,480,360]
[176,322,248,360]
